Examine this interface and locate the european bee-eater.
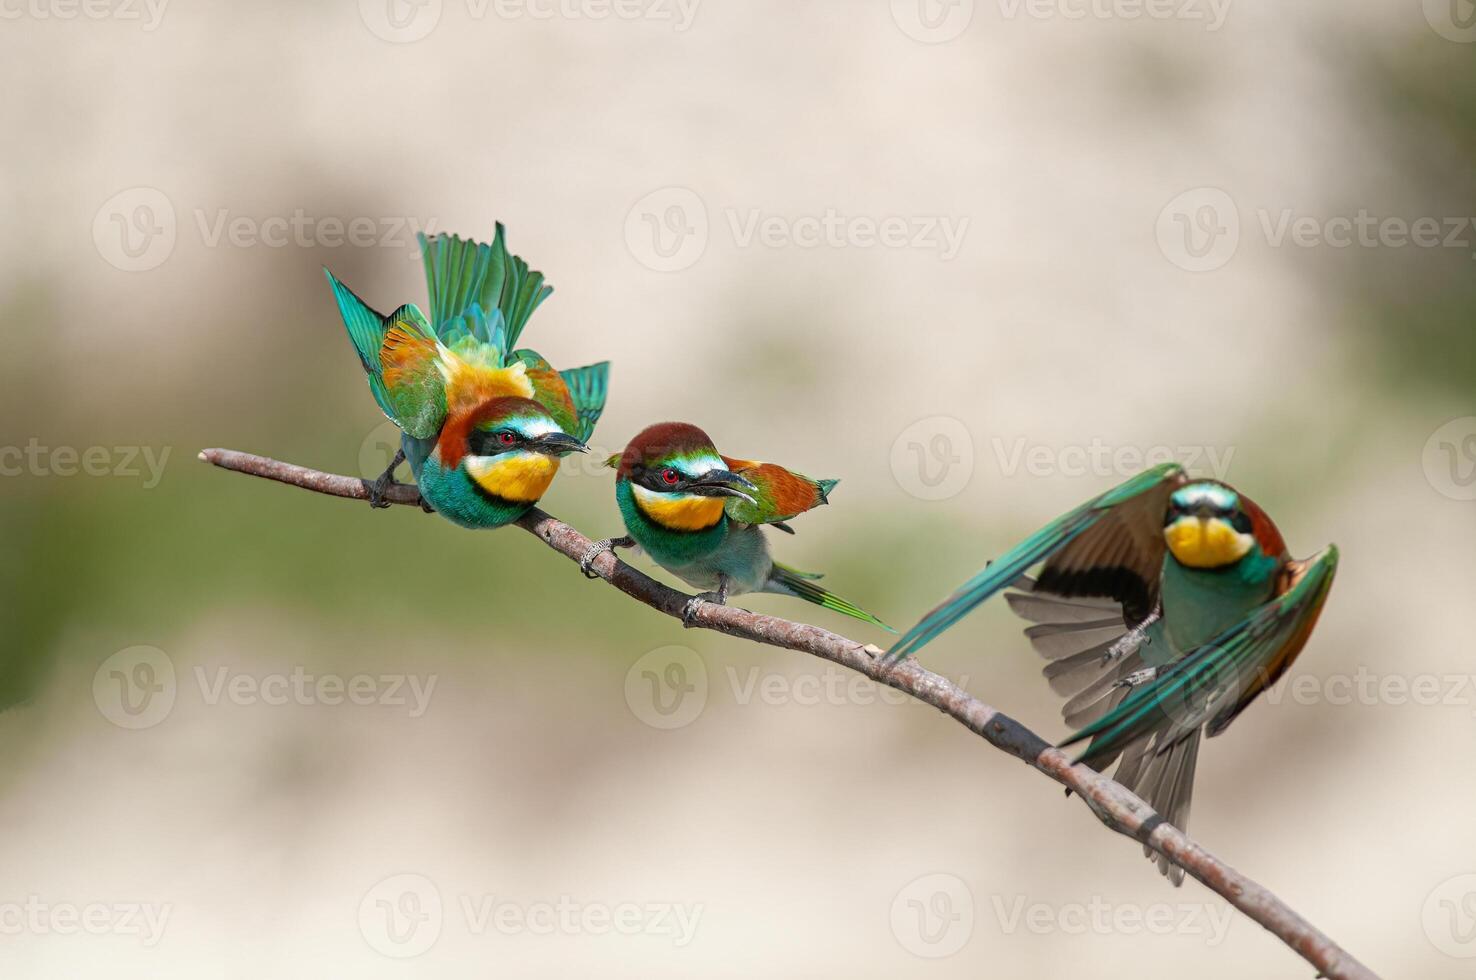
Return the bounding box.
[581,422,891,629]
[883,464,1337,883]
[325,226,608,529]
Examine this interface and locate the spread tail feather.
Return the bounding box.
[419,227,552,352]
[765,563,893,632]
[1110,730,1201,886]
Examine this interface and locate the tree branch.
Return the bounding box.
[199,447,1379,980]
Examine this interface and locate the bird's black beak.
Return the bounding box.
[534,432,590,457]
[687,469,758,506]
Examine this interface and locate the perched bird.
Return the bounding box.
[581,422,891,629]
[325,226,608,529]
[882,464,1337,883]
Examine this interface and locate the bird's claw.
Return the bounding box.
[367,448,406,511]
[579,542,611,579]
[579,537,632,579]
[682,591,725,627]
[1114,667,1159,689]
[366,477,394,510]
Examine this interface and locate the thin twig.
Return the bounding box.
[199,447,1380,980]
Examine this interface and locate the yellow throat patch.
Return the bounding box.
[1164,516,1253,569]
[466,452,559,503]
[631,485,726,531]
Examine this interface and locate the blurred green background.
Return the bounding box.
[1,2,1474,977]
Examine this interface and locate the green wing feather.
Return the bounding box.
[379,305,446,439]
[1062,545,1338,767]
[767,563,893,632]
[882,463,1186,664]
[325,268,444,436]
[557,361,611,442]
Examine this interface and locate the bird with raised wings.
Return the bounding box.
[324,226,608,529]
[883,464,1337,883]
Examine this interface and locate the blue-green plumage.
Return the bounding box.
[325,226,605,529]
[888,465,1338,884]
[595,423,890,629]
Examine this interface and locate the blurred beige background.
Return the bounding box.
[1,0,1474,976]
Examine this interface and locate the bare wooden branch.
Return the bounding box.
[199,447,1380,980]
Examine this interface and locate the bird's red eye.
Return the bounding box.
[498,431,517,446]
[662,468,680,485]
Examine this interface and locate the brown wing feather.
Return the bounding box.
[1034,469,1189,623]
